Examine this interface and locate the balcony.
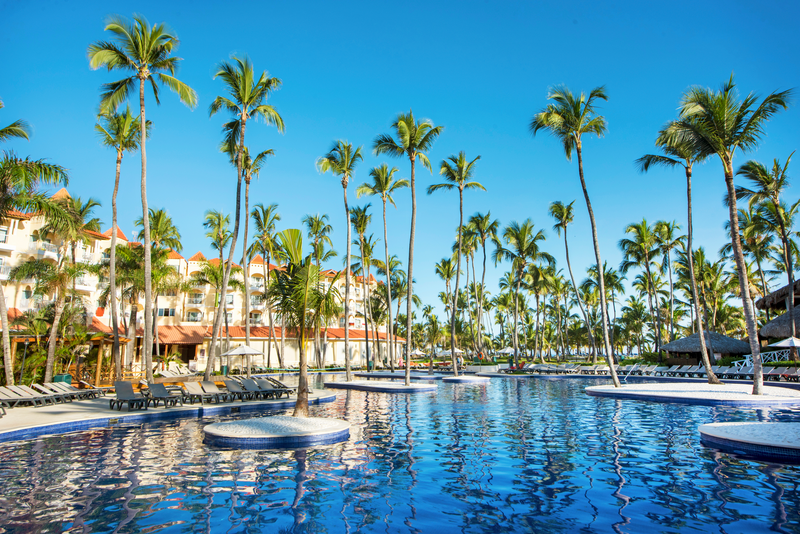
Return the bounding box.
[20,297,53,311]
[250,300,266,310]
[0,265,10,280]
[74,277,95,292]
[187,297,204,305]
[28,242,59,260]
[0,234,14,252]
[186,313,203,322]
[249,279,265,292]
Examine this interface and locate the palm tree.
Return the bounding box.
[373,110,443,385]
[303,213,333,368]
[317,141,363,380]
[435,258,457,317]
[207,55,284,380]
[350,205,374,371]
[619,219,664,355]
[530,85,620,387]
[0,155,68,384]
[95,107,147,379]
[89,15,197,383]
[654,221,683,343]
[357,164,408,374]
[203,209,231,375]
[736,154,796,336]
[250,203,282,367]
[549,200,597,359]
[467,212,499,356]
[0,99,30,143]
[637,126,720,384]
[493,220,554,368]
[428,152,485,375]
[666,77,791,394]
[267,229,339,417]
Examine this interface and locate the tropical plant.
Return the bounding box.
[373,110,443,385]
[206,55,284,380]
[530,85,620,386]
[350,204,374,371]
[428,151,485,375]
[249,203,282,367]
[317,140,363,381]
[467,212,499,355]
[89,14,198,383]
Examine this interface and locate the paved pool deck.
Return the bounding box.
[324,380,438,393]
[0,391,338,443]
[585,382,800,406]
[699,422,800,461]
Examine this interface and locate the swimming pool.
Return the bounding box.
[1,375,798,533]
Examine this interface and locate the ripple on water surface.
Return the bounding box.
[0,375,799,533]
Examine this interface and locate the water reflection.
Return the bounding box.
[0,375,799,533]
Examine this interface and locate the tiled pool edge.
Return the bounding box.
[0,393,338,443]
[700,432,800,462]
[584,388,800,406]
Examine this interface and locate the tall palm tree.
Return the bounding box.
[207,55,284,380]
[467,212,499,356]
[204,210,231,263]
[619,219,664,354]
[530,85,620,387]
[350,205,374,371]
[654,221,683,343]
[428,152,485,375]
[303,212,333,368]
[666,76,791,394]
[357,163,408,373]
[89,15,197,383]
[250,203,282,367]
[736,154,796,336]
[0,99,30,143]
[493,220,554,368]
[96,107,147,379]
[637,126,720,383]
[373,110,443,385]
[549,200,597,359]
[0,155,68,385]
[317,141,363,380]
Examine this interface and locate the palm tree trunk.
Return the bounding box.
[265,254,281,366]
[685,166,720,384]
[153,295,160,363]
[403,154,418,386]
[138,76,155,384]
[343,185,352,380]
[512,272,521,368]
[450,190,464,376]
[722,160,762,393]
[575,140,620,387]
[280,314,285,368]
[533,293,541,362]
[0,283,14,385]
[243,176,251,376]
[776,207,795,339]
[755,255,771,323]
[381,198,395,373]
[564,233,597,360]
[643,262,661,361]
[110,149,122,380]
[667,251,675,342]
[205,116,247,380]
[479,241,488,354]
[44,294,65,383]
[359,238,371,371]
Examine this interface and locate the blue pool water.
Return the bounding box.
[1,375,799,533]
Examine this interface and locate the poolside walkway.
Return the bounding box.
[0,390,338,443]
[585,382,800,406]
[324,380,437,393]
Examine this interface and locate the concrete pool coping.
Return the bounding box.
[0,391,338,443]
[323,380,438,393]
[203,415,350,448]
[585,382,800,406]
[442,375,491,383]
[353,372,445,380]
[699,422,800,461]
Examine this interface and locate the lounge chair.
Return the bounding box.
[33,383,82,401]
[254,379,292,398]
[200,381,231,403]
[223,380,252,401]
[729,366,754,380]
[78,380,114,395]
[0,386,48,407]
[183,382,220,404]
[8,385,60,405]
[782,368,799,382]
[109,381,147,411]
[766,367,787,381]
[262,376,299,393]
[146,383,184,408]
[240,378,280,399]
[48,382,99,399]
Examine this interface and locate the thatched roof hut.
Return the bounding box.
[661,331,751,356]
[759,307,800,339]
[755,280,800,311]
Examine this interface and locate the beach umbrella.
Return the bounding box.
[221,345,263,376]
[496,347,515,354]
[769,336,800,348]
[409,348,426,356]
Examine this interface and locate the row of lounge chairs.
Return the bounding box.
[503,362,800,381]
[110,376,297,411]
[0,381,111,412]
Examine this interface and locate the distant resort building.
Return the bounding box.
[661,332,751,364]
[0,189,404,373]
[755,280,800,340]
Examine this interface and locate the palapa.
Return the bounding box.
[759,307,800,339]
[661,331,750,355]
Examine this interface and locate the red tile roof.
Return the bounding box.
[7,308,23,321]
[209,258,241,269]
[5,210,31,220]
[251,254,264,264]
[51,188,71,200]
[156,325,207,345]
[167,249,184,260]
[85,229,110,240]
[188,251,206,262]
[103,227,128,241]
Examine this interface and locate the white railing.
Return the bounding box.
[737,349,793,367]
[0,234,8,244]
[250,301,266,310]
[0,265,10,278]
[186,314,203,322]
[29,242,58,254]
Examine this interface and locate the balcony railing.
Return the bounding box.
[186,314,203,322]
[0,234,8,244]
[0,265,10,278]
[187,297,204,305]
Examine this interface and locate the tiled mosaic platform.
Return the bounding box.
[324,380,437,393]
[354,372,444,380]
[204,415,350,449]
[442,375,491,383]
[699,422,800,461]
[585,383,800,406]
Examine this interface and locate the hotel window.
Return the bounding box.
[0,227,8,243]
[187,311,202,322]
[163,289,177,297]
[225,294,234,305]
[226,312,233,322]
[157,308,176,317]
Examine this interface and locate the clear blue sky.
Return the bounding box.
[3,0,799,319]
